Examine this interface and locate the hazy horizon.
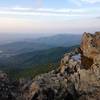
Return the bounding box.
[0,0,99,43]
[0,33,83,45]
[0,0,100,35]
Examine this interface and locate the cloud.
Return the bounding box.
[0,7,90,17]
[0,10,84,16]
[12,6,32,11]
[0,6,100,17]
[70,0,100,7]
[70,0,82,7]
[96,16,100,19]
[36,8,85,13]
[80,0,100,4]
[0,7,32,11]
[0,7,85,12]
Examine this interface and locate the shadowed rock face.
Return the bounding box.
[80,32,100,69]
[0,71,20,100]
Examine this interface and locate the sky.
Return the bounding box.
[0,0,100,35]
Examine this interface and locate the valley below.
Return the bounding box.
[0,34,80,78]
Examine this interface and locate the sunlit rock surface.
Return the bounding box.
[80,32,100,69]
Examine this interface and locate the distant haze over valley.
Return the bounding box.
[0,33,80,74]
[0,33,46,45]
[0,34,81,54]
[0,33,82,45]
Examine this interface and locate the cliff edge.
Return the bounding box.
[0,32,100,100]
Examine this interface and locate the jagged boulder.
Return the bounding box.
[60,53,71,73]
[0,71,20,100]
[80,32,100,69]
[60,51,81,74]
[0,71,8,81]
[22,70,79,100]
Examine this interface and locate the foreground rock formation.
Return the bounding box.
[80,32,100,69]
[0,71,20,100]
[0,32,100,100]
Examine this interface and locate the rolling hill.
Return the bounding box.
[0,41,53,55]
[0,45,79,68]
[0,34,81,55]
[32,34,81,47]
[0,34,81,78]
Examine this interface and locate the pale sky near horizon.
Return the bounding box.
[0,0,100,35]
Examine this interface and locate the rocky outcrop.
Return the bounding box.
[0,71,21,100]
[21,32,100,100]
[22,53,100,100]
[80,32,100,69]
[0,32,100,100]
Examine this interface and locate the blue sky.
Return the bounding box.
[0,0,100,34]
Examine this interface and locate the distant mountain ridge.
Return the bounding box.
[0,34,81,55]
[31,34,81,47]
[0,41,53,55]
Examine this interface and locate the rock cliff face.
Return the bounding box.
[0,32,100,100]
[80,32,100,69]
